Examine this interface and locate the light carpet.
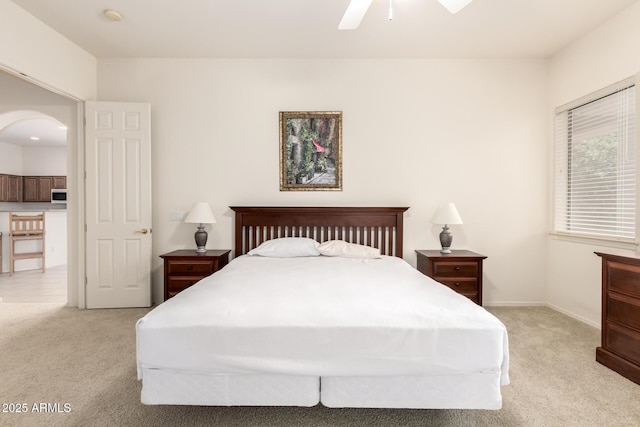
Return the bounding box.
[0,304,639,427]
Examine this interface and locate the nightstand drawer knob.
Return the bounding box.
[455,266,461,271]
[187,265,193,271]
[454,282,461,286]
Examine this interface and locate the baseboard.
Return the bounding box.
[484,301,546,307]
[546,303,600,329]
[484,302,601,330]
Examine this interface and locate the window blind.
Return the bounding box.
[554,85,636,240]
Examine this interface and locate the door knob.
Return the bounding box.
[135,228,149,234]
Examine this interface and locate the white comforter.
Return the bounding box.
[136,255,509,384]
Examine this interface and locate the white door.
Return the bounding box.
[84,101,152,308]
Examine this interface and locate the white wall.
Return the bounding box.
[0,143,66,176]
[98,58,549,306]
[0,141,23,175]
[0,1,96,100]
[22,146,67,175]
[548,2,640,327]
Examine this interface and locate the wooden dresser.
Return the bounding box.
[416,250,487,305]
[160,249,230,301]
[595,252,640,385]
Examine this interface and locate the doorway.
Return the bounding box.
[0,69,79,305]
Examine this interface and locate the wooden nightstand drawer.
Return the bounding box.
[161,249,231,301]
[431,261,478,278]
[168,276,208,292]
[415,250,486,306]
[437,277,478,292]
[167,260,214,275]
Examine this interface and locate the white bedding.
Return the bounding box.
[136,255,509,385]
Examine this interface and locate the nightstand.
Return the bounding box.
[160,249,231,301]
[415,250,487,305]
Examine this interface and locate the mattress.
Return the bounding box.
[136,255,509,385]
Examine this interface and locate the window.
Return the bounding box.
[554,82,636,241]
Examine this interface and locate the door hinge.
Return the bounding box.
[85,277,88,287]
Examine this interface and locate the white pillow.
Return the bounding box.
[318,240,382,259]
[247,237,320,257]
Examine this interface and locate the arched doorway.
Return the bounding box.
[0,70,78,305]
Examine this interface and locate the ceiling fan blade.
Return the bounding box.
[338,0,373,30]
[437,0,473,14]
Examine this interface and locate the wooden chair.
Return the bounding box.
[9,213,45,276]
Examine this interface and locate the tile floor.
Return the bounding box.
[0,264,67,303]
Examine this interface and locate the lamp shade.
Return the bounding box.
[431,202,463,225]
[184,202,216,224]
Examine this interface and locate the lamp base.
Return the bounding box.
[194,224,208,253]
[439,225,453,254]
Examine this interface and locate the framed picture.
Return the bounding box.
[279,111,342,191]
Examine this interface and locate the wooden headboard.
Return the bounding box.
[230,206,409,258]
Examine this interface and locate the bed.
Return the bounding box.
[136,206,509,409]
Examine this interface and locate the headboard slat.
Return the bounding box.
[231,207,409,258]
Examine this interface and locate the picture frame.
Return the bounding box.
[279,111,342,191]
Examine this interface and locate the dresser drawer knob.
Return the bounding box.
[454,282,461,286]
[187,265,193,271]
[455,266,461,271]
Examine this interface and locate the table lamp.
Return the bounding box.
[184,202,216,253]
[431,202,463,254]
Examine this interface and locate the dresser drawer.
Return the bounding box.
[167,260,215,275]
[608,293,640,331]
[608,261,640,297]
[431,261,478,278]
[606,322,640,365]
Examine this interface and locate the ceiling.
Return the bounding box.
[3,0,637,147]
[0,117,67,147]
[10,0,639,59]
[0,71,69,148]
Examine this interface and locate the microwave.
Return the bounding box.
[51,189,67,204]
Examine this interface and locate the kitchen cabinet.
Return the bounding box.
[22,176,39,202]
[0,174,64,203]
[22,176,60,202]
[37,176,52,201]
[7,175,21,202]
[0,174,6,202]
[0,174,22,202]
[52,176,66,189]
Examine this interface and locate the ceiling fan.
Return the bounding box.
[338,0,473,30]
